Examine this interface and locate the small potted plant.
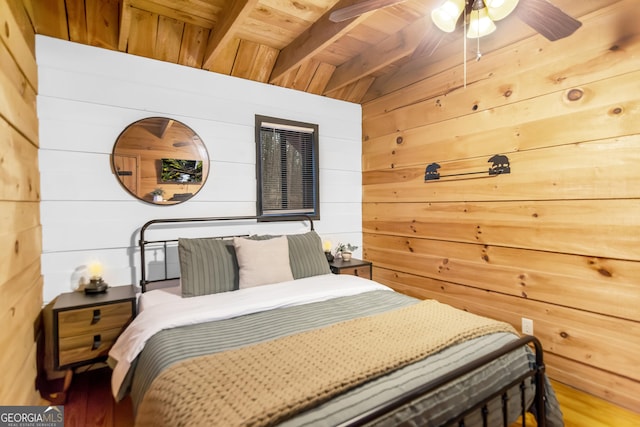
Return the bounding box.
[336,243,358,261]
[150,188,165,202]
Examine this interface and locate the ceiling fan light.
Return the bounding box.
[467,7,497,38]
[486,0,520,21]
[431,0,465,33]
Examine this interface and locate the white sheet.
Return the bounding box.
[109,274,392,397]
[137,285,181,312]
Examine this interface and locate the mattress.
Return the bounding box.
[108,275,564,426]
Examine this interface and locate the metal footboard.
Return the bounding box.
[341,335,546,427]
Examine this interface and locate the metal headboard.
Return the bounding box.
[138,215,315,292]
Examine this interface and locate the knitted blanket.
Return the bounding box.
[135,299,516,427]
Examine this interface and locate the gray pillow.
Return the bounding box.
[178,238,239,297]
[287,231,331,279]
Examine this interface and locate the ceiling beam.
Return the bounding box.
[324,15,433,95]
[269,0,371,84]
[202,0,259,70]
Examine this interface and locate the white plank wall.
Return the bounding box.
[37,36,363,303]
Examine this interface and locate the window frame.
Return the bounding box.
[255,115,320,221]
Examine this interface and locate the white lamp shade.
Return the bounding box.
[467,7,497,38]
[431,0,465,33]
[88,261,103,278]
[486,0,520,21]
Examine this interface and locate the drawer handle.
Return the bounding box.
[92,335,102,351]
[354,269,360,276]
[91,309,101,325]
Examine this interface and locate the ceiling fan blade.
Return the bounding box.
[329,0,409,22]
[515,0,582,41]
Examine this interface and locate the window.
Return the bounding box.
[255,115,319,220]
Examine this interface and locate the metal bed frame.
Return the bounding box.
[342,335,547,427]
[138,215,315,293]
[136,215,547,427]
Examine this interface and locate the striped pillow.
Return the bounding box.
[178,238,239,297]
[287,231,331,279]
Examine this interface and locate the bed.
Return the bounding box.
[107,215,564,427]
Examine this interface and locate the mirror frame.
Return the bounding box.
[111,117,209,205]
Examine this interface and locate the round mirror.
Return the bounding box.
[111,117,209,205]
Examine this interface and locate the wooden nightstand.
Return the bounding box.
[329,258,372,279]
[52,285,136,370]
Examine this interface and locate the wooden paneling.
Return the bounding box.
[127,7,159,59]
[0,24,38,144]
[373,267,639,381]
[0,0,41,405]
[6,0,35,53]
[363,136,640,204]
[361,0,623,103]
[363,200,640,263]
[0,202,42,288]
[0,271,43,402]
[85,0,120,50]
[156,16,184,62]
[363,3,640,130]
[177,23,209,68]
[29,0,68,39]
[307,62,335,95]
[364,229,640,321]
[0,120,40,201]
[129,0,218,29]
[65,0,88,44]
[25,0,624,104]
[546,354,640,418]
[362,0,640,415]
[230,39,279,82]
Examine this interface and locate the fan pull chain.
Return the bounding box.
[463,1,467,88]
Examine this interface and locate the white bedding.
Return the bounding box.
[109,274,392,397]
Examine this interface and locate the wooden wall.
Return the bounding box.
[0,0,42,405]
[362,0,640,414]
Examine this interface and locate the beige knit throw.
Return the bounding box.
[135,299,516,427]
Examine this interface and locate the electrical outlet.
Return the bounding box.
[521,317,534,335]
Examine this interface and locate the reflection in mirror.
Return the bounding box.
[111,117,209,205]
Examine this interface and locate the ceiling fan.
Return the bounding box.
[329,0,582,42]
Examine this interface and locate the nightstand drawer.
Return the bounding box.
[329,258,373,279]
[58,327,123,367]
[52,285,137,370]
[58,301,133,338]
[335,265,371,278]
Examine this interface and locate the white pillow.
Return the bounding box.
[233,235,294,288]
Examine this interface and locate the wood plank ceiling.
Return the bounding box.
[27,0,620,104]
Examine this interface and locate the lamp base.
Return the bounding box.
[85,278,109,294]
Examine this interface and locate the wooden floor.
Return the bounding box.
[551,381,640,427]
[57,368,639,427]
[59,368,134,427]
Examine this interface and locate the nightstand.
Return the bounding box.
[329,258,372,279]
[52,285,136,370]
